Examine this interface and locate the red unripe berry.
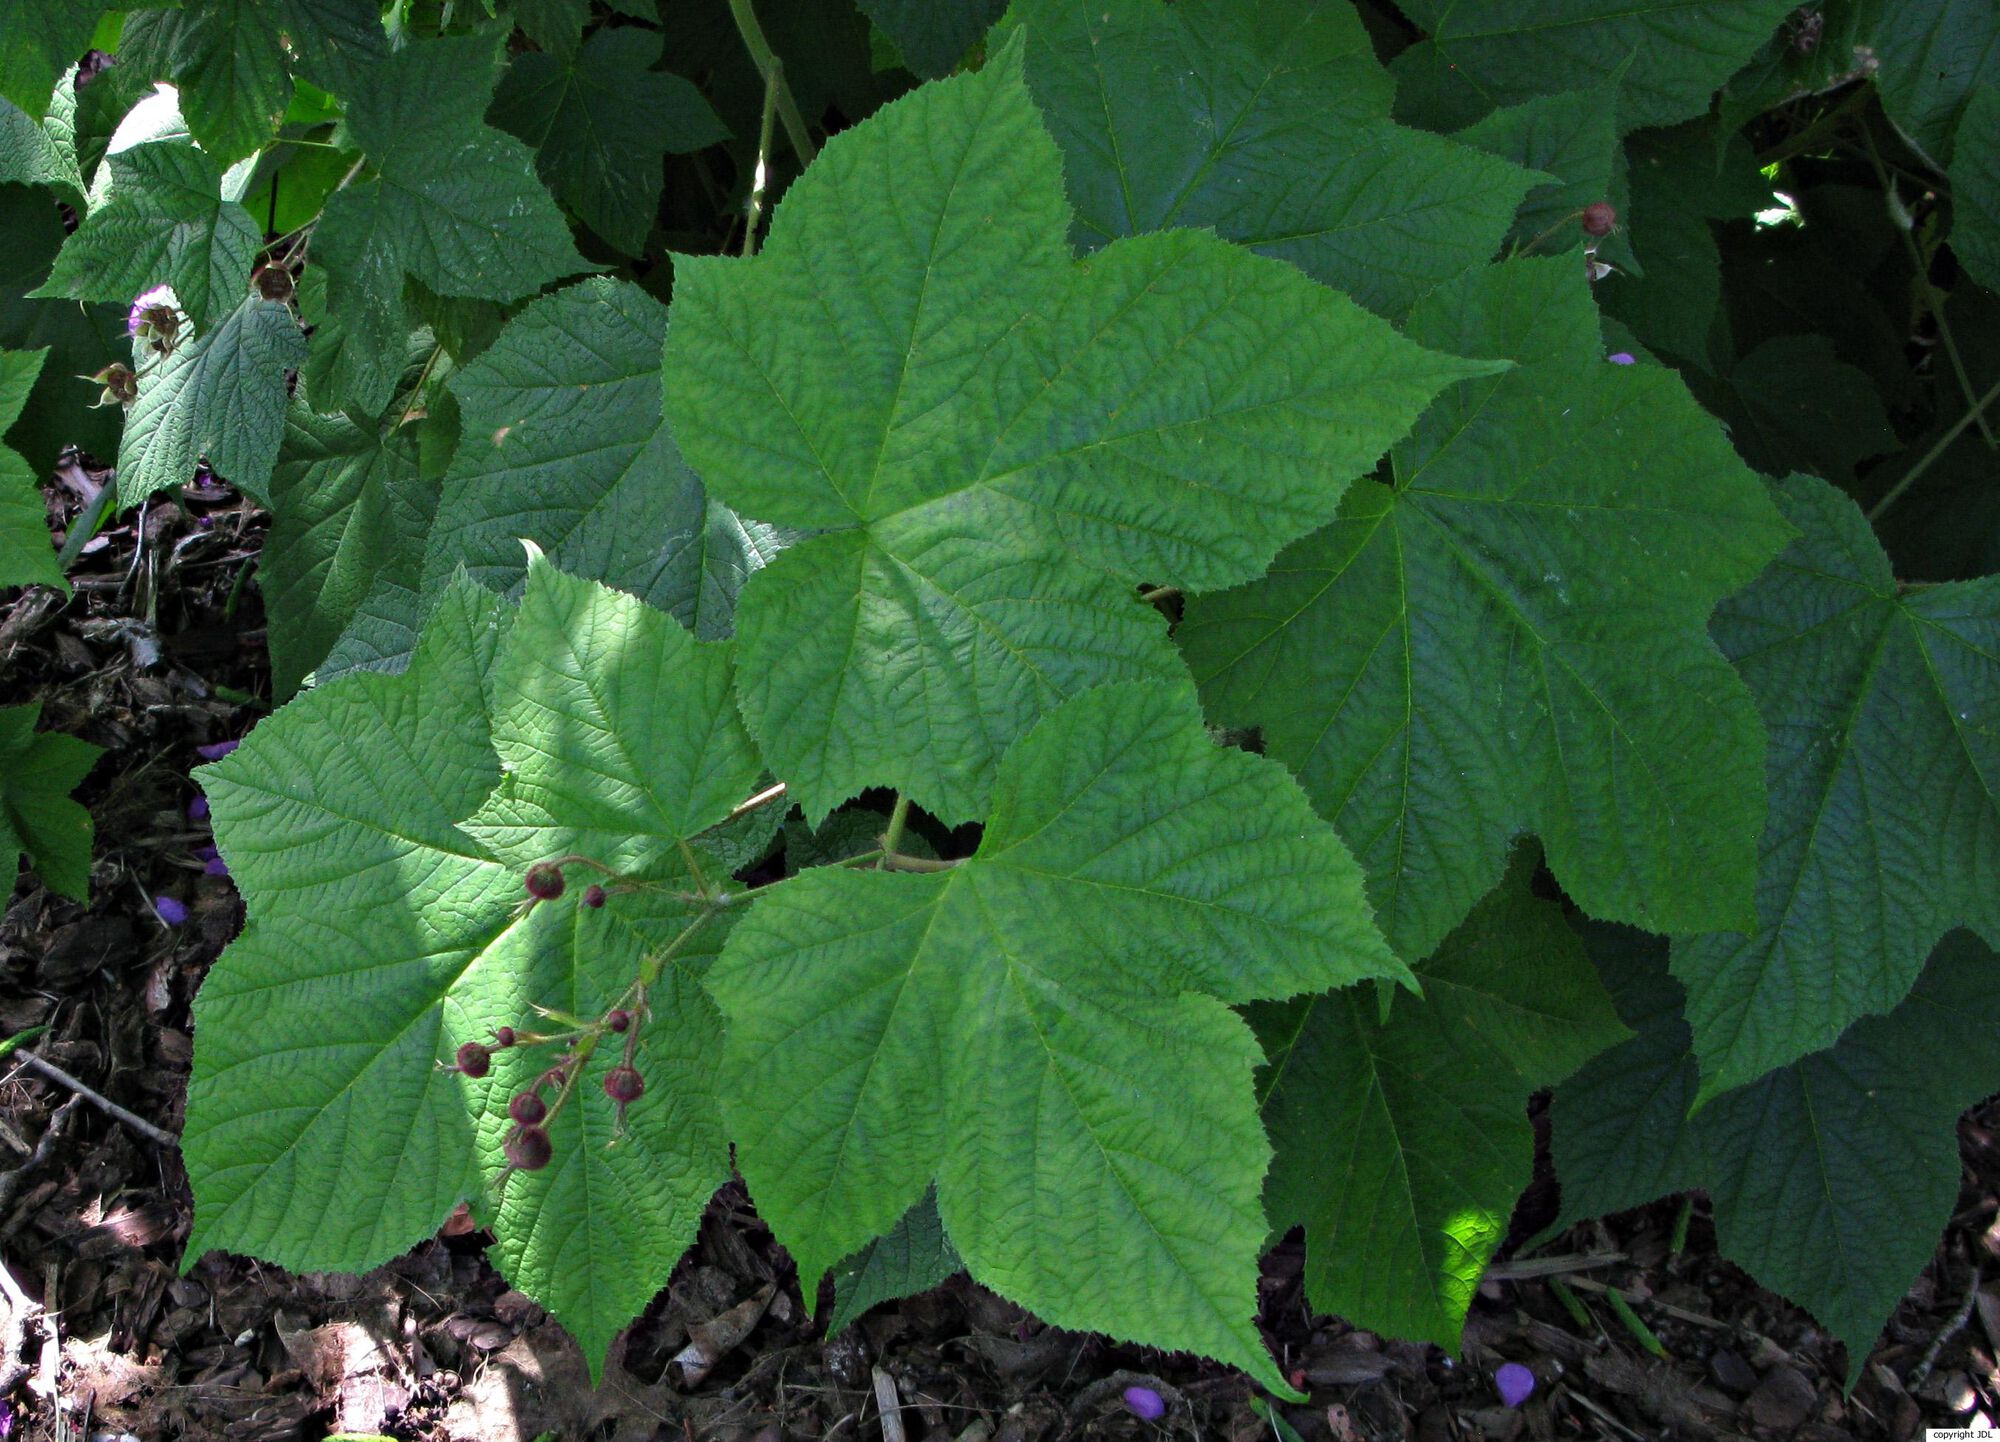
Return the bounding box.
[582,883,607,908]
[505,1125,553,1171]
[525,863,565,900]
[1581,202,1617,237]
[606,1009,632,1033]
[509,1092,547,1125]
[603,1065,645,1104]
[456,1041,492,1078]
[492,1026,516,1048]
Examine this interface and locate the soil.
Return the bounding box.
[3,470,1997,1442]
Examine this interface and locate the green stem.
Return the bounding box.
[726,0,816,165]
[637,908,717,989]
[676,837,716,900]
[880,852,961,873]
[1862,121,1997,448]
[1867,373,2000,521]
[742,58,782,257]
[878,794,912,862]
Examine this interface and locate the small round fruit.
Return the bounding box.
[506,1125,553,1171]
[492,1026,516,1048]
[525,863,566,900]
[509,1092,547,1125]
[582,884,607,908]
[603,1065,645,1103]
[606,1009,632,1034]
[456,1042,492,1078]
[1581,202,1617,237]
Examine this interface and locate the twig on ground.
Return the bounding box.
[873,1366,907,1442]
[1909,1264,1981,1392]
[14,1051,177,1148]
[1489,1252,1627,1281]
[0,1092,82,1219]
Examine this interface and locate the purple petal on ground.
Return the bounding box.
[1607,352,1637,365]
[153,895,189,925]
[204,856,229,877]
[195,740,238,761]
[1496,1362,1536,1408]
[1122,1386,1165,1421]
[187,794,209,820]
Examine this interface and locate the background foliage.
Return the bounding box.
[3,0,1998,1396]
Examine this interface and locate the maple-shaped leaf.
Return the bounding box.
[663,39,1491,825]
[1182,256,1791,962]
[424,278,787,641]
[34,142,259,332]
[313,35,592,422]
[190,561,763,1371]
[118,292,305,506]
[0,701,102,901]
[0,3,106,122]
[1389,0,1800,132]
[1003,0,1536,319]
[1554,926,2000,1384]
[262,394,435,697]
[119,0,386,164]
[490,27,727,256]
[0,346,64,594]
[1671,474,2000,1099]
[710,679,1407,1394]
[1255,851,1627,1349]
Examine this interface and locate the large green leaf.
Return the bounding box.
[191,562,760,1371]
[1554,927,2000,1384]
[424,277,786,640]
[117,293,305,505]
[1952,85,2000,291]
[35,142,258,332]
[119,0,386,164]
[1003,0,1535,319]
[0,701,102,901]
[663,40,1491,825]
[861,0,1007,77]
[0,77,84,199]
[490,26,727,256]
[711,679,1405,1396]
[263,396,435,697]
[1255,853,1627,1350]
[1389,0,1800,132]
[313,36,591,417]
[0,346,63,593]
[0,4,104,122]
[1671,475,2000,1099]
[1182,256,1791,962]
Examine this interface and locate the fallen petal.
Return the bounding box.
[1496,1361,1536,1408]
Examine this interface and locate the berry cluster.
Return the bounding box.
[439,858,665,1183]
